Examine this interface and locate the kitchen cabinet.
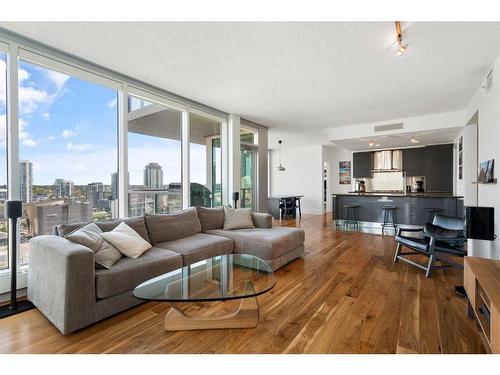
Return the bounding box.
[403,147,426,176]
[353,152,372,178]
[425,144,454,193]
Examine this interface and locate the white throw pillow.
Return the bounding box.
[65,222,122,269]
[100,221,152,258]
[223,207,255,230]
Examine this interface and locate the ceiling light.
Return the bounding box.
[411,138,419,144]
[369,142,375,146]
[274,140,286,172]
[395,21,408,56]
[375,144,381,147]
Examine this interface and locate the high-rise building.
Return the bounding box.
[144,162,163,189]
[24,201,93,237]
[19,160,33,203]
[111,172,118,200]
[86,182,104,207]
[53,178,74,197]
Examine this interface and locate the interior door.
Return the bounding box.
[240,145,258,210]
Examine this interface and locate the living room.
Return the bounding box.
[1,0,500,373]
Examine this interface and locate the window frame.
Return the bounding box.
[0,32,231,294]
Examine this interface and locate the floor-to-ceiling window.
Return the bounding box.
[189,112,222,207]
[18,59,119,266]
[0,52,7,270]
[240,127,258,210]
[127,95,183,216]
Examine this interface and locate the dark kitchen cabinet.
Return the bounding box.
[425,144,454,193]
[403,147,426,176]
[353,152,372,178]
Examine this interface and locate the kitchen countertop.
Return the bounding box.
[332,192,463,198]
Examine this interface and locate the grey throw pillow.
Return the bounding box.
[65,222,122,269]
[223,207,255,230]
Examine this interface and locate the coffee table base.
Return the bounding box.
[164,296,259,331]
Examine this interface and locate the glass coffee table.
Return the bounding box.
[133,254,275,331]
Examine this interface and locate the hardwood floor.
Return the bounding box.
[0,213,484,354]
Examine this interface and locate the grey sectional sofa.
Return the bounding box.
[28,207,305,334]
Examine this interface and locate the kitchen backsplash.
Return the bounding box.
[360,172,405,192]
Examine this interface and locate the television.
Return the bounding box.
[465,206,495,241]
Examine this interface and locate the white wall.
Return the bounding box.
[269,144,324,213]
[323,145,353,199]
[463,54,500,260]
[328,110,465,141]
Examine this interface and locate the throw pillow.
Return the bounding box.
[223,207,255,230]
[144,207,202,244]
[100,221,152,258]
[65,222,122,269]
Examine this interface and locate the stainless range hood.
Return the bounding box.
[372,150,402,172]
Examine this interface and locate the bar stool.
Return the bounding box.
[344,204,359,229]
[424,208,441,223]
[381,205,398,235]
[293,197,302,217]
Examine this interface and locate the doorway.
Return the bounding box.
[240,145,258,210]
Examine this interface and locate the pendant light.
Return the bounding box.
[274,140,286,171]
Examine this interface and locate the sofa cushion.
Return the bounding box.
[144,207,201,244]
[155,233,233,266]
[65,222,122,269]
[205,227,305,261]
[196,206,224,232]
[100,222,152,258]
[95,247,182,299]
[55,217,151,243]
[96,217,151,243]
[223,207,255,230]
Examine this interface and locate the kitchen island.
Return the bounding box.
[332,193,464,227]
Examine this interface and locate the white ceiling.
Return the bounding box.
[332,127,463,151]
[2,22,500,131]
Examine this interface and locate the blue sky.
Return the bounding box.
[0,57,208,186]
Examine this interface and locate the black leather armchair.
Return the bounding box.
[393,215,466,277]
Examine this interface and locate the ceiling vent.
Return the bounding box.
[485,68,494,93]
[374,123,404,132]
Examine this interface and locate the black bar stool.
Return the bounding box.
[293,197,302,217]
[424,208,441,223]
[381,205,398,235]
[344,204,359,229]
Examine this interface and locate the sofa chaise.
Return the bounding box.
[28,207,305,334]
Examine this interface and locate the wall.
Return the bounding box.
[323,145,353,211]
[463,54,500,260]
[328,110,465,141]
[269,143,324,214]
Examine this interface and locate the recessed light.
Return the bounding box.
[411,138,419,143]
[369,142,374,146]
[375,144,381,147]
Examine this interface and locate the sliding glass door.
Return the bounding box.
[0,52,7,271]
[240,145,258,210]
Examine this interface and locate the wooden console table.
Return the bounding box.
[464,256,500,353]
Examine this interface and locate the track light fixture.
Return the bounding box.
[395,21,408,56]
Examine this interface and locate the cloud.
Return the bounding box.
[48,135,56,141]
[18,67,30,82]
[22,138,38,147]
[19,86,51,114]
[46,70,69,90]
[108,98,117,108]
[62,130,77,139]
[66,143,91,152]
[18,118,39,147]
[41,112,50,121]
